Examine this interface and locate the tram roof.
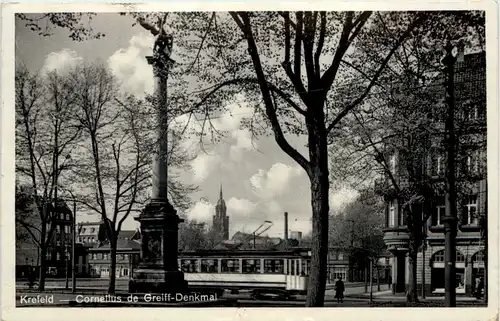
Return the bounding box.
[179,247,312,257]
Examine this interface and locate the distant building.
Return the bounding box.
[289,231,302,240]
[76,221,106,245]
[212,185,229,240]
[88,230,141,278]
[16,199,87,278]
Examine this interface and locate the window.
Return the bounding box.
[264,259,284,274]
[123,268,129,276]
[103,253,108,260]
[388,200,396,227]
[338,253,344,260]
[472,251,485,262]
[92,253,97,260]
[390,154,396,173]
[56,252,61,260]
[181,259,198,273]
[201,259,218,273]
[433,250,445,262]
[56,225,61,233]
[91,237,94,242]
[437,156,443,175]
[301,260,311,276]
[242,259,261,273]
[456,251,466,262]
[331,267,347,281]
[433,196,446,226]
[64,225,70,234]
[60,213,64,220]
[82,228,86,233]
[465,104,479,122]
[91,228,95,233]
[221,259,240,273]
[66,214,70,220]
[46,252,51,260]
[46,223,51,232]
[464,195,478,225]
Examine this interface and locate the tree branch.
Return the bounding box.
[326,15,425,134]
[230,11,311,174]
[314,12,326,78]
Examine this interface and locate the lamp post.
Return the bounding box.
[71,198,76,293]
[442,41,458,307]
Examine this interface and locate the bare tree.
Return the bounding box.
[15,66,82,290]
[66,63,198,293]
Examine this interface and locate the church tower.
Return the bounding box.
[213,185,229,240]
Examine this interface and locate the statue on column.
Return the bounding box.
[128,14,187,294]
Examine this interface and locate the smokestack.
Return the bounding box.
[284,212,289,245]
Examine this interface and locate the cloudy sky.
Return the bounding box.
[15,13,358,238]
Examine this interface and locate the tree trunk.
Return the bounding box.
[305,165,329,307]
[38,246,47,291]
[406,250,419,302]
[108,239,117,294]
[377,266,381,291]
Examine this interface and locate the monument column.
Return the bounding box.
[129,33,187,294]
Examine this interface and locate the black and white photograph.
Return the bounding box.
[1,2,498,319]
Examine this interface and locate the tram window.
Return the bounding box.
[242,259,261,273]
[301,260,310,276]
[181,259,198,273]
[221,259,240,273]
[201,259,219,273]
[264,259,284,274]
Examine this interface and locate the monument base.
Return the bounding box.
[129,269,187,294]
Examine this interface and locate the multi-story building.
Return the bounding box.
[212,186,230,240]
[381,51,486,296]
[76,221,106,245]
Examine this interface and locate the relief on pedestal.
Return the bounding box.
[143,231,163,263]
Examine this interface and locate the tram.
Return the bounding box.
[178,248,311,298]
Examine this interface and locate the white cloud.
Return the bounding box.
[42,49,83,74]
[214,97,254,132]
[107,33,155,97]
[250,163,304,200]
[191,153,221,183]
[186,199,214,223]
[229,129,255,161]
[226,197,258,220]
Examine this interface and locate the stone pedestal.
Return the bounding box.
[129,201,187,294]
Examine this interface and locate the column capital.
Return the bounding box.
[146,54,174,79]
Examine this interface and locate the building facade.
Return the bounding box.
[382,51,486,296]
[213,186,230,240]
[87,230,141,278]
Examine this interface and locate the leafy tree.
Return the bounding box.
[328,12,485,303]
[178,220,218,251]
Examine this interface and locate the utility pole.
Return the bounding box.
[442,41,458,307]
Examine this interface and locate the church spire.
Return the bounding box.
[219,184,223,200]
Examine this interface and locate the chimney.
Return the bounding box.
[284,212,289,245]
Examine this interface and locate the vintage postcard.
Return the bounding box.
[1,1,498,321]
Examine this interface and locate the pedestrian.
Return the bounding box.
[476,277,484,299]
[335,276,345,303]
